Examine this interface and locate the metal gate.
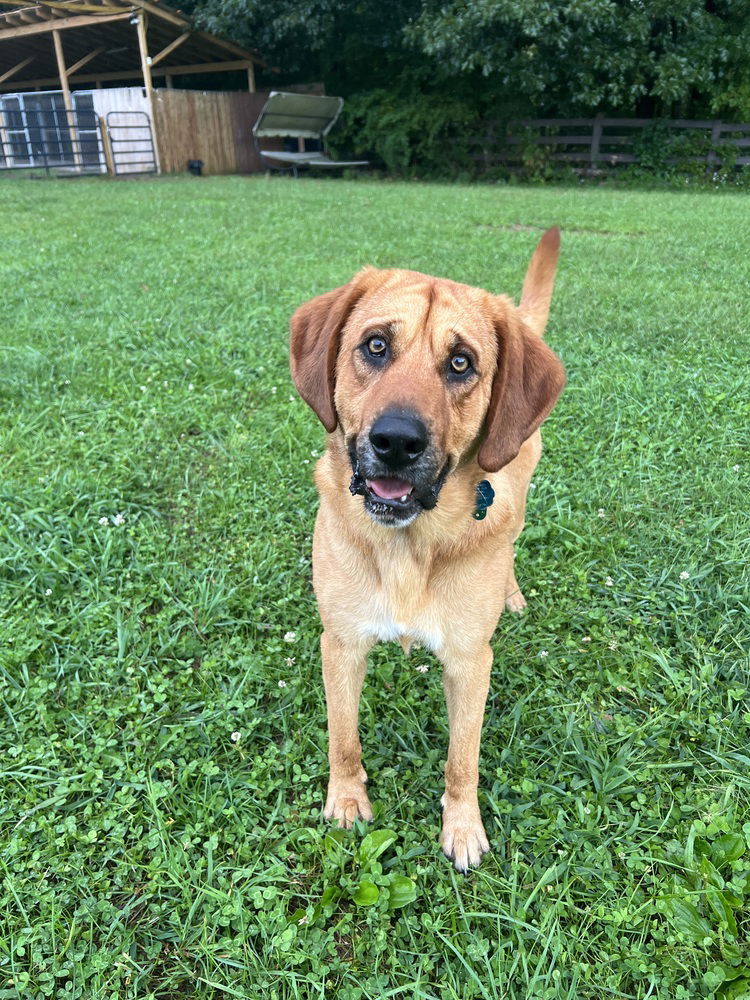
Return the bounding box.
[0,98,105,173]
[106,111,156,175]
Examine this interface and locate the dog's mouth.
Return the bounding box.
[348,446,448,526]
[366,476,414,505]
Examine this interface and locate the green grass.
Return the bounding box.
[1,173,749,999]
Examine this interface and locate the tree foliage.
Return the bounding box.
[408,0,750,118]
[182,0,750,120]
[179,0,422,93]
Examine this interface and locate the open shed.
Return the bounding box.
[0,0,270,174]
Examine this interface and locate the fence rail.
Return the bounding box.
[478,117,750,170]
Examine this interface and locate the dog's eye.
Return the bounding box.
[449,354,472,375]
[367,336,388,357]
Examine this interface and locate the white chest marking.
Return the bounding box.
[355,606,444,654]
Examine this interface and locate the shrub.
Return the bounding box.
[330,89,479,178]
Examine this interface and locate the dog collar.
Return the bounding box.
[473,479,495,520]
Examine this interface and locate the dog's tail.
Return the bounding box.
[519,226,560,338]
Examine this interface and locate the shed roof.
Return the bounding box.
[0,0,263,91]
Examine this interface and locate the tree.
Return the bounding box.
[179,0,423,94]
[408,0,750,117]
[182,0,750,119]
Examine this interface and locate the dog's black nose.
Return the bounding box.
[369,412,428,468]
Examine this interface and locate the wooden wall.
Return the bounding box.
[89,87,151,174]
[152,88,277,175]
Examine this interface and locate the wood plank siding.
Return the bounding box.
[152,88,273,174]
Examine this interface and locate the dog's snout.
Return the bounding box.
[369,412,428,468]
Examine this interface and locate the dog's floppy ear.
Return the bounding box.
[477,308,565,472]
[477,227,565,472]
[289,270,375,431]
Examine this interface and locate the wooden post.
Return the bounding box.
[246,62,255,92]
[0,110,9,167]
[135,9,161,172]
[98,113,115,175]
[709,120,723,171]
[52,28,82,168]
[590,113,603,170]
[165,74,173,88]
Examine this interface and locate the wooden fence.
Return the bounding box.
[480,117,750,171]
[152,88,280,175]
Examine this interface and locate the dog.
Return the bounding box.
[289,228,565,871]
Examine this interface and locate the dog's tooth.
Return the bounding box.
[400,495,408,502]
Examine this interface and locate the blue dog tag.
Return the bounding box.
[473,479,495,520]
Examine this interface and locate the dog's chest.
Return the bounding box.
[354,542,445,653]
[360,601,444,654]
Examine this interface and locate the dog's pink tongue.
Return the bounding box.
[367,477,413,500]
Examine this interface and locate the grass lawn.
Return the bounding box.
[1,173,749,999]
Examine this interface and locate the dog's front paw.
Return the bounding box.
[324,774,372,828]
[440,796,490,872]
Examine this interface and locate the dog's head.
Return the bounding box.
[290,228,565,527]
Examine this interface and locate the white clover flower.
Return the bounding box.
[581,636,592,643]
[285,656,296,667]
[140,385,147,392]
[679,571,690,580]
[732,464,740,472]
[529,482,536,490]
[270,386,278,394]
[283,631,296,643]
[111,513,125,526]
[605,576,614,587]
[597,508,605,518]
[98,516,109,526]
[539,650,549,658]
[230,731,241,743]
[608,640,618,651]
[188,383,194,391]
[278,679,287,688]
[415,664,429,673]
[44,588,52,596]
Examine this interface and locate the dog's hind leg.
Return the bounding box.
[321,630,374,827]
[505,567,527,614]
[502,435,541,614]
[504,524,528,614]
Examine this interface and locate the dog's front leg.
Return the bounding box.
[321,630,373,827]
[440,643,492,871]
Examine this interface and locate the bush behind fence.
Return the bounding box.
[334,95,750,183]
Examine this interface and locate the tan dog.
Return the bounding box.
[289,228,565,871]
